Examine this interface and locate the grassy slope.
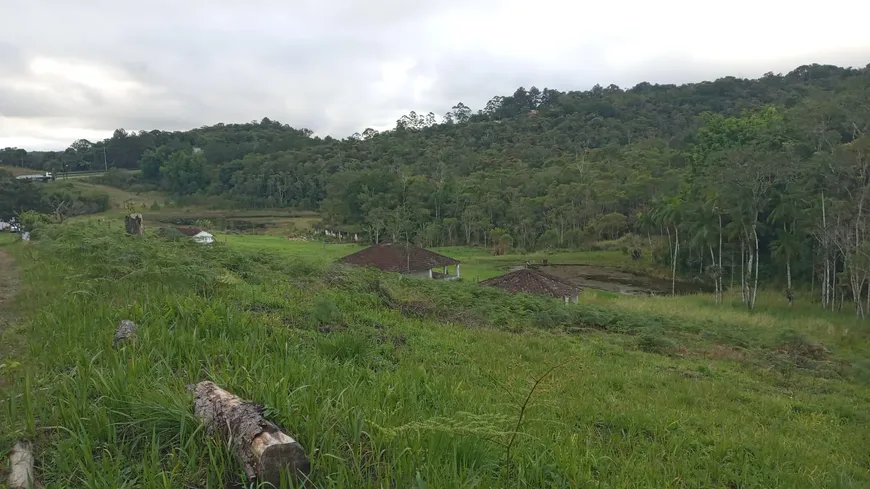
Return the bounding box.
[218,235,654,282]
[432,246,657,281]
[52,179,168,213]
[1,223,869,488]
[0,165,45,176]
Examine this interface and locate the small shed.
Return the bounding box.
[193,231,215,244]
[338,242,460,279]
[176,227,214,244]
[176,227,204,237]
[480,267,581,303]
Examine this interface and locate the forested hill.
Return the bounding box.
[5,63,870,294]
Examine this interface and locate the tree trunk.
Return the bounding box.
[821,192,830,309]
[193,381,310,486]
[854,272,865,318]
[125,213,144,235]
[7,441,35,489]
[665,226,672,267]
[671,225,679,296]
[786,257,793,308]
[823,257,829,308]
[718,215,723,299]
[709,246,719,304]
[730,250,735,293]
[751,224,760,310]
[740,241,746,304]
[745,242,753,310]
[866,275,870,314]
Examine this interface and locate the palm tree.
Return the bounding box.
[768,193,803,307]
[690,200,723,304]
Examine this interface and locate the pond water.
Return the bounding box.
[535,264,710,296]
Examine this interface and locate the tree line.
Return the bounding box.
[5,62,870,311]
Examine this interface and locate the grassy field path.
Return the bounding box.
[0,246,23,389]
[0,248,20,310]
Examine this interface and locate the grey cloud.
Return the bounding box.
[0,0,868,150]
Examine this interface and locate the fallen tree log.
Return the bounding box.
[8,440,36,489]
[193,381,309,486]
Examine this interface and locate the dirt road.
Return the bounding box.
[0,249,20,309]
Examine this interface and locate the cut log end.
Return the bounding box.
[8,440,36,489]
[113,320,137,348]
[258,441,311,486]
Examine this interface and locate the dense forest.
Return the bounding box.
[4,62,870,312]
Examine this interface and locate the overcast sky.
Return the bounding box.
[1,0,869,150]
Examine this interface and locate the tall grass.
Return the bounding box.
[1,222,869,488]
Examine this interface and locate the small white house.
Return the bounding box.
[0,220,9,231]
[192,231,215,244]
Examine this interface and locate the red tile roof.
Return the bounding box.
[339,242,459,273]
[480,267,581,298]
[176,227,204,237]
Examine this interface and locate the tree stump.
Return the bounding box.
[125,214,143,235]
[8,440,36,489]
[113,320,137,348]
[193,381,310,486]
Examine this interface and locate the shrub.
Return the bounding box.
[637,331,679,354]
[317,333,372,362]
[154,227,186,241]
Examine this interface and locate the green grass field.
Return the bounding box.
[215,235,652,282]
[1,222,869,488]
[431,246,656,281]
[59,182,321,236]
[0,165,45,176]
[54,179,168,212]
[0,233,19,246]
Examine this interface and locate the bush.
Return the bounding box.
[17,210,52,232]
[310,298,342,326]
[637,331,679,354]
[775,329,829,361]
[154,227,186,241]
[42,182,110,217]
[92,169,156,191]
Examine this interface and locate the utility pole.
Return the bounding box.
[103,147,108,171]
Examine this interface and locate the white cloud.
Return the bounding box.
[0,0,868,150]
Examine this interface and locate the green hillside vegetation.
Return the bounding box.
[2,222,869,488]
[5,63,870,313]
[0,170,111,222]
[3,62,870,486]
[0,165,45,177]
